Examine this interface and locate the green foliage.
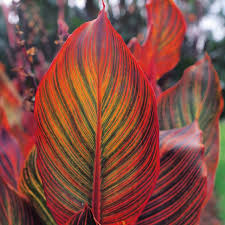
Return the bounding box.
[215,121,225,223]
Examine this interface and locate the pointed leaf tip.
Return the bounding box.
[102,0,105,9]
[129,0,186,80]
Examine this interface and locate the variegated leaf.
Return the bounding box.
[128,0,186,81]
[137,122,207,225]
[157,54,223,202]
[35,8,159,225]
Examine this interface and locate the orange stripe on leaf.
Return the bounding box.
[128,0,186,82]
[35,8,159,225]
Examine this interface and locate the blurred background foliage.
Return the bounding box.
[0,0,225,223]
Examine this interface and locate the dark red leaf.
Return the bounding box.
[137,122,207,225]
[157,54,224,201]
[0,176,44,225]
[0,128,24,189]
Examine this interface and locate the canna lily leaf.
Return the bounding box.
[128,0,186,81]
[66,205,100,225]
[19,147,56,225]
[0,128,24,189]
[137,122,207,225]
[35,8,159,225]
[0,176,44,225]
[157,54,224,202]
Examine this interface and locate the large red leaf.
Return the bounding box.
[0,176,44,225]
[157,54,223,202]
[137,122,207,225]
[35,8,159,225]
[128,0,186,81]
